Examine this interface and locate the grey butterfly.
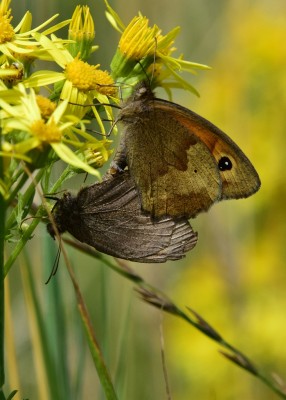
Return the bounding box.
[47,172,198,262]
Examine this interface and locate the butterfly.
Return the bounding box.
[109,81,261,218]
[47,172,198,262]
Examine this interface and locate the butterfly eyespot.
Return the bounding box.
[194,169,198,173]
[218,156,232,171]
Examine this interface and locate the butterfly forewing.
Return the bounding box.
[157,101,261,200]
[116,81,260,218]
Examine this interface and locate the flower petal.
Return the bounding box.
[51,142,101,177]
[24,71,65,88]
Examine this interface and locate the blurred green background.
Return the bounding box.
[6,0,286,399]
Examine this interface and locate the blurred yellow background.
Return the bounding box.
[7,0,286,399]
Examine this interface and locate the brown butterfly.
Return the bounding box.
[110,81,261,218]
[47,172,197,262]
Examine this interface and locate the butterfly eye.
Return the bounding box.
[218,156,232,171]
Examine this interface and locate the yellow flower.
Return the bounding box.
[107,3,210,96]
[30,118,62,144]
[110,15,177,81]
[0,1,14,44]
[119,16,163,60]
[0,87,108,176]
[36,95,56,119]
[117,16,183,62]
[24,34,117,129]
[64,58,112,93]
[68,5,98,60]
[69,5,95,42]
[0,0,70,62]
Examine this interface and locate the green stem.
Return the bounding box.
[0,131,6,389]
[4,165,73,276]
[62,248,118,400]
[6,169,29,207]
[4,213,43,277]
[5,169,44,233]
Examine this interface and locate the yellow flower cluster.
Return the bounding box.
[0,1,115,179]
[0,0,207,195]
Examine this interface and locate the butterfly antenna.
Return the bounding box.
[138,37,158,86]
[118,83,123,102]
[138,60,150,86]
[83,172,88,183]
[45,243,62,284]
[61,99,121,110]
[150,36,158,84]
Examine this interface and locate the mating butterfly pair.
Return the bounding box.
[48,81,260,262]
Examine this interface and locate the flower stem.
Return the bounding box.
[0,130,6,388]
[4,165,79,277]
[61,243,118,399]
[6,169,30,207]
[5,169,44,233]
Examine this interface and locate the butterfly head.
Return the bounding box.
[47,192,74,239]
